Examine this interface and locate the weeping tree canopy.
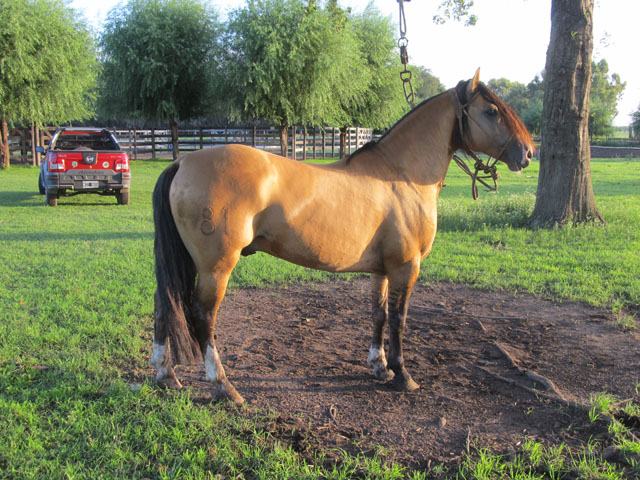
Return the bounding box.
[346,2,409,130]
[220,0,369,154]
[0,0,98,167]
[99,0,220,158]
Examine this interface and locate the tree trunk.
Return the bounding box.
[527,0,603,228]
[279,123,288,158]
[339,126,347,159]
[0,117,9,169]
[169,114,179,161]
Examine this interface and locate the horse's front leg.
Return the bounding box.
[386,260,420,391]
[367,274,394,381]
[195,267,245,405]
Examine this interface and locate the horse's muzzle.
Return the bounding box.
[506,145,533,171]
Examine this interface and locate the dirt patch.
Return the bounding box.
[167,279,640,469]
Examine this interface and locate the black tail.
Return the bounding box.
[152,162,201,364]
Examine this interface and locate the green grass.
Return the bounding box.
[0,157,639,478]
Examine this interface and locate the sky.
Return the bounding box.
[70,0,639,126]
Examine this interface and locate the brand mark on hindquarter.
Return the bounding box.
[201,207,215,235]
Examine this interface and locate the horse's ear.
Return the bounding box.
[466,68,481,98]
[472,68,481,90]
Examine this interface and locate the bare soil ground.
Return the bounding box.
[167,279,640,470]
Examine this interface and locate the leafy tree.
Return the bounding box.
[487,77,544,135]
[220,0,367,157]
[589,59,626,138]
[632,106,640,139]
[347,3,407,130]
[99,0,220,160]
[521,75,545,135]
[0,0,98,168]
[413,66,446,103]
[487,78,529,116]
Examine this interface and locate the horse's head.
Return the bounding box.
[452,69,534,172]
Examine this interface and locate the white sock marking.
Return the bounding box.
[204,344,222,382]
[150,342,166,370]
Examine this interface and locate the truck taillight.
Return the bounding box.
[115,154,130,172]
[47,153,66,172]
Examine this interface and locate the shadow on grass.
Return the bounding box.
[0,191,45,206]
[0,231,153,242]
[0,191,124,207]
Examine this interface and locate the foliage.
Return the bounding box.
[413,66,446,103]
[487,76,544,136]
[346,3,409,130]
[0,0,98,125]
[433,0,477,26]
[99,0,220,125]
[632,105,640,139]
[590,59,626,137]
[220,0,367,130]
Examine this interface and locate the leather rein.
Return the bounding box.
[448,85,512,200]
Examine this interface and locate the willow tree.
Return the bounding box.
[99,0,220,161]
[221,0,368,157]
[0,0,98,168]
[341,2,408,155]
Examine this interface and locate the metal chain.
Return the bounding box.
[397,0,415,108]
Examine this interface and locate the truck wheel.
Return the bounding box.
[116,189,129,205]
[45,190,57,207]
[38,173,45,195]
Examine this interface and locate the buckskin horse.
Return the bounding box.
[151,70,534,404]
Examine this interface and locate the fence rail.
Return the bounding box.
[6,125,373,166]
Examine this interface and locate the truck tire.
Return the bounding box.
[45,191,57,207]
[116,189,129,205]
[38,173,45,195]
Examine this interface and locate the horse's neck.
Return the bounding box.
[349,93,457,188]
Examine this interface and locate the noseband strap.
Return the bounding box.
[448,86,504,200]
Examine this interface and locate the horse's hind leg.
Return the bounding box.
[386,260,420,392]
[367,275,394,381]
[192,255,245,405]
[150,290,184,389]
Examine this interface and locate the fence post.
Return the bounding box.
[30,124,36,166]
[292,126,296,161]
[199,127,204,150]
[252,125,257,147]
[20,129,27,163]
[303,127,307,161]
[151,129,156,160]
[133,129,138,161]
[322,129,326,159]
[332,128,335,157]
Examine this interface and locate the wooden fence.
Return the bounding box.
[6,125,373,165]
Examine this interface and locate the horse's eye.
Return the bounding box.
[487,105,499,117]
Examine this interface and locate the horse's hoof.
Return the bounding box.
[213,381,245,406]
[156,373,183,390]
[391,374,420,392]
[373,366,395,382]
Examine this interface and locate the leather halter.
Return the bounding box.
[448,84,512,200]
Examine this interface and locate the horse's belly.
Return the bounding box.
[250,216,383,274]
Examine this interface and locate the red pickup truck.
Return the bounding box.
[38,127,131,206]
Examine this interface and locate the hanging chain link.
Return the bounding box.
[397,0,415,108]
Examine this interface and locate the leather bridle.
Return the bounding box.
[448,83,514,200]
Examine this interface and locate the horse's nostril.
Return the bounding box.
[526,149,533,160]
